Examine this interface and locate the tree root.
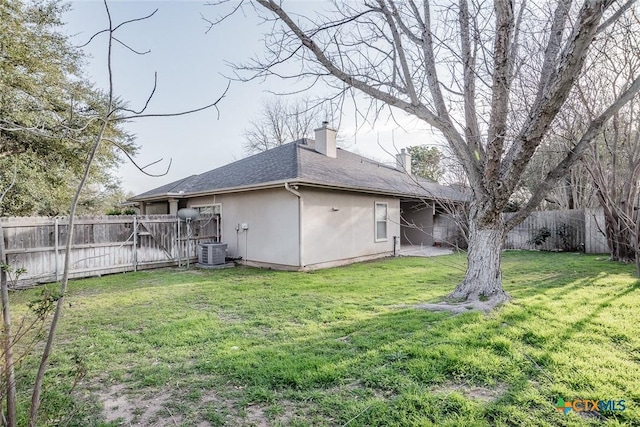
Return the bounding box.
[414,293,510,314]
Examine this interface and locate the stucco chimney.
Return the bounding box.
[396,148,412,175]
[314,121,337,158]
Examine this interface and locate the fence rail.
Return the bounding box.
[1,209,610,288]
[0,214,218,288]
[434,207,609,254]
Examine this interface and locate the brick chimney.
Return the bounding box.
[396,148,412,175]
[314,121,337,158]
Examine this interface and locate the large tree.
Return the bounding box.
[0,0,136,216]
[407,145,441,182]
[1,2,226,424]
[218,0,640,309]
[587,109,640,273]
[523,10,640,269]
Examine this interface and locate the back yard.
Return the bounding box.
[10,251,640,426]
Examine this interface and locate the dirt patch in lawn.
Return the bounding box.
[432,381,507,403]
[99,384,178,426]
[98,382,276,426]
[243,405,268,427]
[199,388,271,426]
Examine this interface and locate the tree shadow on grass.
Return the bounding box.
[186,275,640,425]
[34,255,640,425]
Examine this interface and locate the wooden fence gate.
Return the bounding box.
[0,215,218,288]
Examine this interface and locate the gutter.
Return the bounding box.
[284,182,304,268]
[131,179,469,205]
[129,181,292,203]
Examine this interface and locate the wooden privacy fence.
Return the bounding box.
[504,209,585,251]
[504,208,608,253]
[0,209,610,287]
[583,208,609,254]
[434,208,609,254]
[0,215,219,288]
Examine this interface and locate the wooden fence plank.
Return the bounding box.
[2,209,611,287]
[434,208,609,254]
[0,215,198,288]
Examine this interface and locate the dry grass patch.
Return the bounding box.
[432,381,508,403]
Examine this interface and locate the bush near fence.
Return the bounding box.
[434,208,608,254]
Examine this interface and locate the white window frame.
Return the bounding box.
[375,202,388,242]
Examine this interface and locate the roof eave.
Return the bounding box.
[129,179,469,203]
[128,180,295,202]
[292,181,468,202]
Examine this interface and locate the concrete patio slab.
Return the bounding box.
[397,245,454,257]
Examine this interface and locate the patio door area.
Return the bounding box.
[400,201,435,247]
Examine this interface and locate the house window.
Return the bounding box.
[375,202,388,242]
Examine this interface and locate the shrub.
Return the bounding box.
[527,226,552,246]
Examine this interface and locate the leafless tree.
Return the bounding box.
[587,113,640,275]
[0,1,227,425]
[211,0,640,310]
[531,10,640,273]
[582,13,640,273]
[0,168,17,426]
[582,86,640,272]
[244,97,336,154]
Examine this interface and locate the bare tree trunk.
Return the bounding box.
[0,225,17,427]
[28,114,107,426]
[26,3,226,421]
[449,205,510,305]
[594,178,636,263]
[636,234,640,278]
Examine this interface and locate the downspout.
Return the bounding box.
[284,183,304,268]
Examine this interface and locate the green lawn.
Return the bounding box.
[10,251,640,426]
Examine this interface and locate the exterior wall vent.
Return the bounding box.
[198,242,227,265]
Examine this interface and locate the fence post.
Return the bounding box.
[186,218,191,269]
[133,216,138,272]
[0,223,6,278]
[54,218,60,282]
[177,217,181,268]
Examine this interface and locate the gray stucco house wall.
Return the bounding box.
[129,124,467,270]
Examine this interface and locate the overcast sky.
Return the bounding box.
[64,1,442,195]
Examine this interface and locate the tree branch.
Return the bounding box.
[116,80,229,120]
[507,73,640,228]
[501,0,615,197]
[484,0,515,210]
[458,0,483,161]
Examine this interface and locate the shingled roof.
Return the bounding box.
[131,139,468,202]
